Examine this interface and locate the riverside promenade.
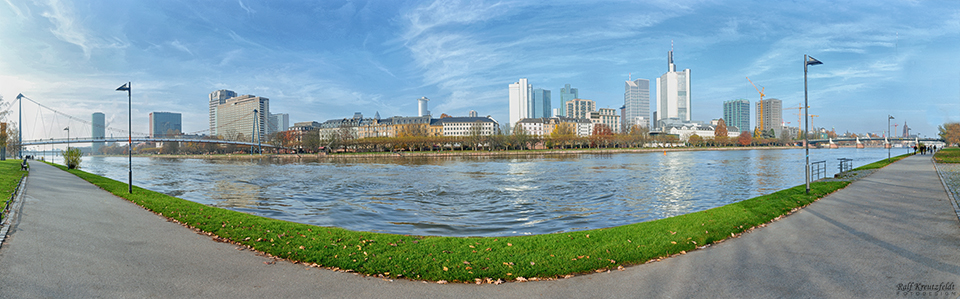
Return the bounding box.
[1,156,958,298]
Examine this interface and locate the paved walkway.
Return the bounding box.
[1,156,958,298]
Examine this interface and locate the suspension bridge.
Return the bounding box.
[8,94,287,155]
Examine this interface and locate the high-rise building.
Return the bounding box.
[624,78,651,129]
[655,49,691,125]
[723,99,750,134]
[149,112,182,138]
[216,95,270,142]
[590,108,621,133]
[92,112,105,154]
[418,97,430,117]
[565,99,596,119]
[508,78,532,128]
[559,84,579,117]
[532,88,551,118]
[756,98,782,136]
[270,113,289,133]
[209,89,237,136]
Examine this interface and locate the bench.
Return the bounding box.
[20,159,28,171]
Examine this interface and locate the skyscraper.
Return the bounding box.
[532,88,551,118]
[508,78,531,128]
[565,98,596,119]
[216,95,270,141]
[655,49,691,126]
[418,97,430,117]
[559,84,579,117]
[757,98,783,137]
[209,89,237,135]
[723,99,750,133]
[270,113,289,133]
[92,112,105,154]
[149,112,182,138]
[624,78,650,129]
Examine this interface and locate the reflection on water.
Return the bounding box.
[79,148,894,237]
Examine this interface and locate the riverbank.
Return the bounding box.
[43,153,911,283]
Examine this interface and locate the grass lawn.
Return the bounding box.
[51,153,908,283]
[1,159,28,212]
[934,147,960,163]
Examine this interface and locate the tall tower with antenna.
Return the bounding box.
[655,41,692,128]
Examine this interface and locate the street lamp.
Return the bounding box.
[804,54,823,194]
[116,82,132,193]
[253,109,262,155]
[888,115,894,161]
[63,126,69,165]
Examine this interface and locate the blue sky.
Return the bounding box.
[1,0,958,140]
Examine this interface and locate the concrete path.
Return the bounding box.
[1,156,958,298]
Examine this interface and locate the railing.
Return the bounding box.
[838,158,853,173]
[811,160,827,181]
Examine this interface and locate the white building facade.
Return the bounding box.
[655,50,691,126]
[508,78,531,130]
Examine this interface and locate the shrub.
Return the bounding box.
[63,147,82,169]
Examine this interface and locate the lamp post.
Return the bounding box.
[804,55,823,194]
[252,109,262,155]
[63,127,69,165]
[116,82,132,193]
[16,94,23,160]
[888,115,894,161]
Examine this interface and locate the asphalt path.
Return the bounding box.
[1,156,958,298]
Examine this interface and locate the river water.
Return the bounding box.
[73,148,902,237]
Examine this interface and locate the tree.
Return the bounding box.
[161,129,180,154]
[62,147,82,169]
[715,118,728,137]
[688,134,703,147]
[467,121,485,150]
[511,125,531,150]
[939,123,960,146]
[302,129,321,152]
[738,131,752,146]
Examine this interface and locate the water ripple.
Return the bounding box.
[79,148,900,237]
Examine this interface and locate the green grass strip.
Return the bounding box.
[51,155,903,282]
[1,159,28,212]
[934,147,960,163]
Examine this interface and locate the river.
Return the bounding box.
[69,147,903,237]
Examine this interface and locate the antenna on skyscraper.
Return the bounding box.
[629,72,631,81]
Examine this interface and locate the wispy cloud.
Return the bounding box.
[238,0,255,15]
[170,40,193,56]
[39,0,92,58]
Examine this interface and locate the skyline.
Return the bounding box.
[1,1,959,141]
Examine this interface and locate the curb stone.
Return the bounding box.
[933,162,960,225]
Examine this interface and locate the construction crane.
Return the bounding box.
[747,77,765,132]
[809,114,820,138]
[783,103,808,137]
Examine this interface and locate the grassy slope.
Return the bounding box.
[53,153,909,282]
[934,147,960,163]
[1,159,28,212]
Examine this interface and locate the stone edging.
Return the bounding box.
[0,175,28,249]
[933,162,960,225]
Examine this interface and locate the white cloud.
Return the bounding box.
[170,40,193,56]
[238,0,255,14]
[39,0,92,58]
